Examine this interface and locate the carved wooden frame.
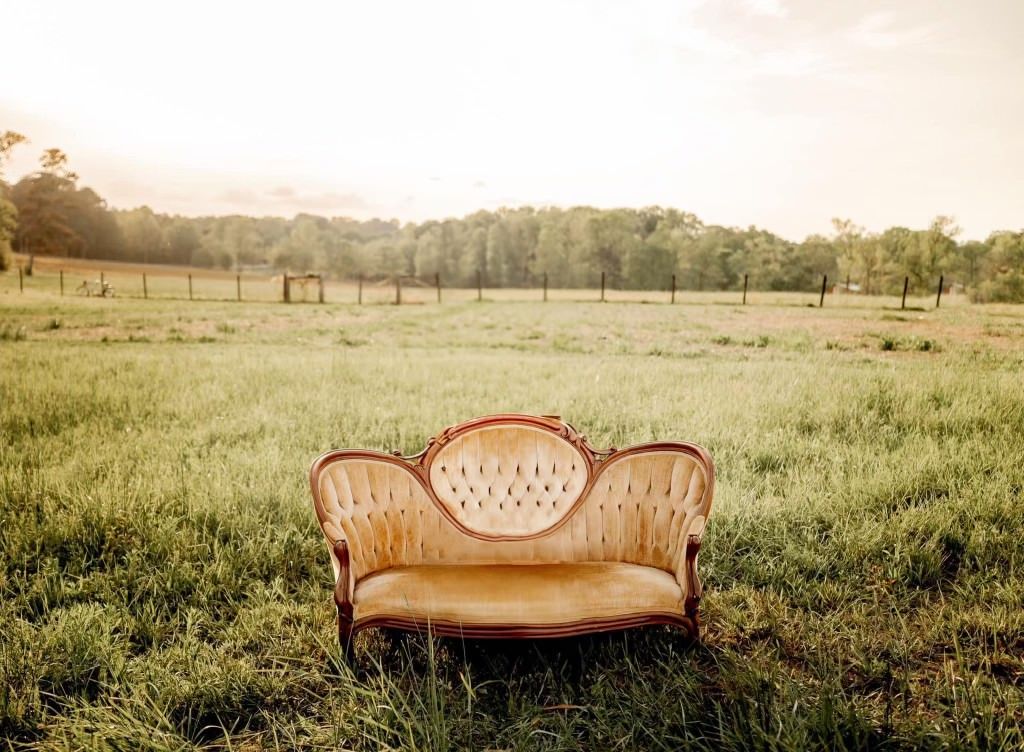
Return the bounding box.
[311,414,714,657]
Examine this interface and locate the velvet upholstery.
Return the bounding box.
[354,563,684,625]
[311,416,714,640]
[428,424,589,538]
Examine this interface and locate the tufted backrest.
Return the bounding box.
[428,424,589,538]
[311,415,715,591]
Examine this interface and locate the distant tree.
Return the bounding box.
[875,226,915,293]
[535,217,572,287]
[0,197,16,270]
[583,210,634,288]
[978,231,1024,302]
[917,215,959,284]
[0,131,28,183]
[0,131,28,270]
[39,148,78,181]
[485,220,512,286]
[165,219,201,263]
[680,229,723,290]
[957,240,990,289]
[463,221,489,285]
[11,172,82,267]
[796,235,841,291]
[832,218,879,292]
[114,207,165,264]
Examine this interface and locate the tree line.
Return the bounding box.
[2,130,1022,301]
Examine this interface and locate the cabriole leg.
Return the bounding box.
[338,609,355,661]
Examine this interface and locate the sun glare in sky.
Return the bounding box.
[2,0,1021,239]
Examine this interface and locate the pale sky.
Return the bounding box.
[2,0,1022,240]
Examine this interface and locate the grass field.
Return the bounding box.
[2,275,1023,750]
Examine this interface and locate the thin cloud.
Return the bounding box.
[217,187,368,212]
[848,12,934,49]
[290,191,368,211]
[741,0,787,19]
[217,188,260,204]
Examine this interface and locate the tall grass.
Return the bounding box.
[1,294,1023,749]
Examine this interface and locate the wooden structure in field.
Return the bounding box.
[283,273,325,303]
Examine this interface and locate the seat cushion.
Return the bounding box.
[352,562,683,626]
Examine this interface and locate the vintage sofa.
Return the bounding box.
[310,414,715,654]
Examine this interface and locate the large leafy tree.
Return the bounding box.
[10,147,125,267]
[11,172,82,262]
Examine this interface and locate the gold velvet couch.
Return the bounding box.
[310,414,715,655]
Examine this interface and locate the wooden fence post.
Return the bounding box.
[188,274,193,301]
[283,273,290,303]
[100,271,105,289]
[18,267,23,293]
[236,274,241,302]
[936,275,944,308]
[435,272,441,303]
[143,273,148,299]
[318,276,325,304]
[901,276,909,310]
[358,274,363,305]
[600,271,606,302]
[819,274,827,308]
[60,269,64,296]
[543,272,548,302]
[670,273,676,304]
[742,273,748,305]
[395,276,401,305]
[476,269,482,302]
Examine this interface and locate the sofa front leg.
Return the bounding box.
[333,540,355,659]
[338,607,355,660]
[683,534,702,639]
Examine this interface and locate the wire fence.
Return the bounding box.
[3,259,967,311]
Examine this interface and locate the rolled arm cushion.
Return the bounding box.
[311,414,714,643]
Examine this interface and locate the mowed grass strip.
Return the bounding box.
[1,294,1023,750]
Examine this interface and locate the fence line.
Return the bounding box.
[8,265,962,310]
